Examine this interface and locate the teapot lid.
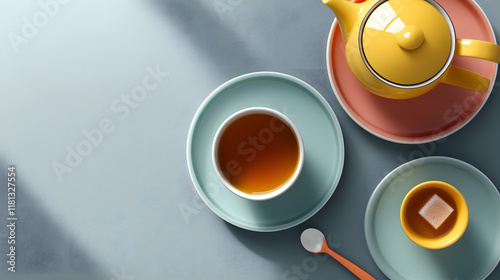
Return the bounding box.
[360,0,454,87]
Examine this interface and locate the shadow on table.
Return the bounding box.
[223,222,307,276]
[222,214,371,279]
[148,0,264,77]
[0,161,107,280]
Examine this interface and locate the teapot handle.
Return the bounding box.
[441,65,490,93]
[455,39,500,63]
[442,39,499,93]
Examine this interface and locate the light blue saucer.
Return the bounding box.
[365,157,500,279]
[186,72,344,231]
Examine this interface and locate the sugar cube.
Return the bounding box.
[418,194,454,229]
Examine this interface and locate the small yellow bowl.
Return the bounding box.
[400,181,468,249]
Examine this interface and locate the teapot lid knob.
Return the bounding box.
[395,25,425,50]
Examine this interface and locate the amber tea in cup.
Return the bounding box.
[400,181,468,249]
[212,107,304,201]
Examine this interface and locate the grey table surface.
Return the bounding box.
[1,0,500,279]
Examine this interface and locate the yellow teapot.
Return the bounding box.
[323,0,500,99]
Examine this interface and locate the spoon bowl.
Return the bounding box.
[300,228,325,253]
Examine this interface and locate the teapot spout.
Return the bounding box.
[323,0,364,42]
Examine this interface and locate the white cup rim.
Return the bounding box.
[212,107,304,201]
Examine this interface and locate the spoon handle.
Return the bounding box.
[322,241,376,280]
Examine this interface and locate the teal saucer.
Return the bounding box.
[365,157,500,279]
[186,72,344,231]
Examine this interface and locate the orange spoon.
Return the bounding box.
[300,228,376,280]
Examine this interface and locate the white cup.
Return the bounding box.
[212,107,304,201]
